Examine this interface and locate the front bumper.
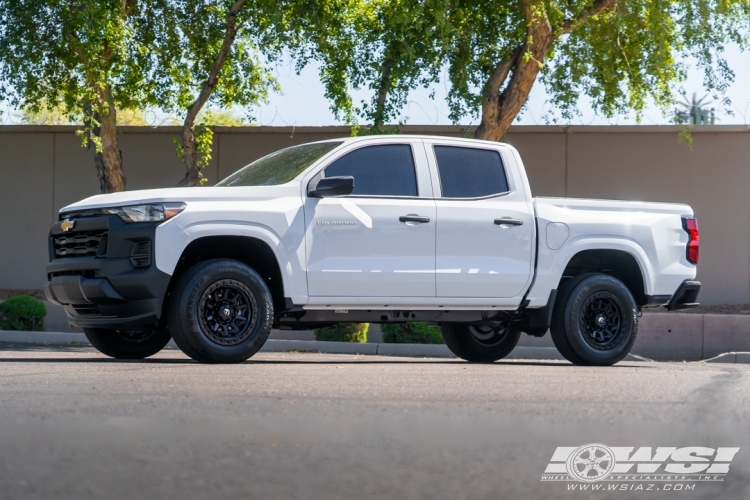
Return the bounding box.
[666,280,701,311]
[44,215,171,330]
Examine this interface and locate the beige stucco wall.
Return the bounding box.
[0,124,747,305]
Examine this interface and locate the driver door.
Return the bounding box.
[304,140,436,298]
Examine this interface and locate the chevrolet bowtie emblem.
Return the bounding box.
[60,219,75,232]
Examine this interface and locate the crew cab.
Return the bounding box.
[44,135,701,365]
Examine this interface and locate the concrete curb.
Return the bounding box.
[0,331,652,362]
[0,331,88,343]
[702,352,750,364]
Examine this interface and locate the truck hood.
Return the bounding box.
[59,184,302,215]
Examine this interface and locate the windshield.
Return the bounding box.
[217,142,343,186]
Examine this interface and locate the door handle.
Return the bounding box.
[399,215,430,223]
[494,218,524,226]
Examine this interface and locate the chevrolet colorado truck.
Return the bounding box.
[45,135,701,365]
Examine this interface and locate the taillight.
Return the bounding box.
[682,218,699,264]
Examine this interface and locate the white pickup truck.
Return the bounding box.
[45,135,701,365]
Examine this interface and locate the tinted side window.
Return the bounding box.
[324,145,417,196]
[434,146,509,198]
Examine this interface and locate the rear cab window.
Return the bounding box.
[323,144,418,197]
[433,146,509,198]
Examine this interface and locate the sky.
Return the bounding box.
[254,43,750,128]
[1,44,747,128]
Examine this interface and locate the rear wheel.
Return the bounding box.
[83,327,171,359]
[168,259,273,363]
[550,273,638,366]
[441,323,521,362]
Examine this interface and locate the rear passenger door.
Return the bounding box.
[303,140,437,299]
[426,141,535,299]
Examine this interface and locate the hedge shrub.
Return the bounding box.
[314,323,369,343]
[381,322,444,344]
[0,295,47,331]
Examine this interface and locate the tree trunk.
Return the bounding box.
[97,84,125,192]
[83,91,125,193]
[474,0,617,142]
[177,116,202,187]
[475,0,553,142]
[177,0,246,187]
[372,57,394,132]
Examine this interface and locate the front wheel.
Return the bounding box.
[550,273,638,366]
[168,259,274,363]
[441,323,521,362]
[83,327,171,359]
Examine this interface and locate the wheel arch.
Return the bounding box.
[165,235,287,316]
[558,249,648,306]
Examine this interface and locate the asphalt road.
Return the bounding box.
[0,344,749,500]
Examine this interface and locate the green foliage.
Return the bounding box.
[0,0,157,143]
[303,0,750,132]
[314,323,369,343]
[172,123,213,184]
[678,125,694,150]
[448,0,750,125]
[145,0,278,121]
[294,0,449,131]
[0,0,275,188]
[0,295,47,332]
[199,108,251,126]
[381,322,444,344]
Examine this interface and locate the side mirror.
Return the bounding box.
[308,176,354,198]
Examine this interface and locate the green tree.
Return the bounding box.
[0,0,156,192]
[147,0,279,186]
[316,0,749,139]
[297,0,448,133]
[446,0,750,140]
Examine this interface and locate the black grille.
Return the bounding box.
[71,304,101,316]
[48,269,102,280]
[53,231,108,258]
[60,209,105,219]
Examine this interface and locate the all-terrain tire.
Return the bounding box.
[168,259,273,363]
[441,323,522,362]
[83,327,171,359]
[550,273,638,366]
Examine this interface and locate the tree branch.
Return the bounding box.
[483,46,523,102]
[122,0,137,18]
[559,0,617,36]
[475,0,553,141]
[184,0,246,129]
[373,54,395,131]
[64,32,88,65]
[178,0,247,187]
[372,41,409,131]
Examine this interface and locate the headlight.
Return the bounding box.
[107,203,186,223]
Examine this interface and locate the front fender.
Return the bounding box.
[154,219,307,303]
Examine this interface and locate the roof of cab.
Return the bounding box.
[315,134,510,149]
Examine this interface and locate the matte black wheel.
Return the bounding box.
[83,327,171,359]
[168,259,273,363]
[441,323,521,362]
[550,273,638,366]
